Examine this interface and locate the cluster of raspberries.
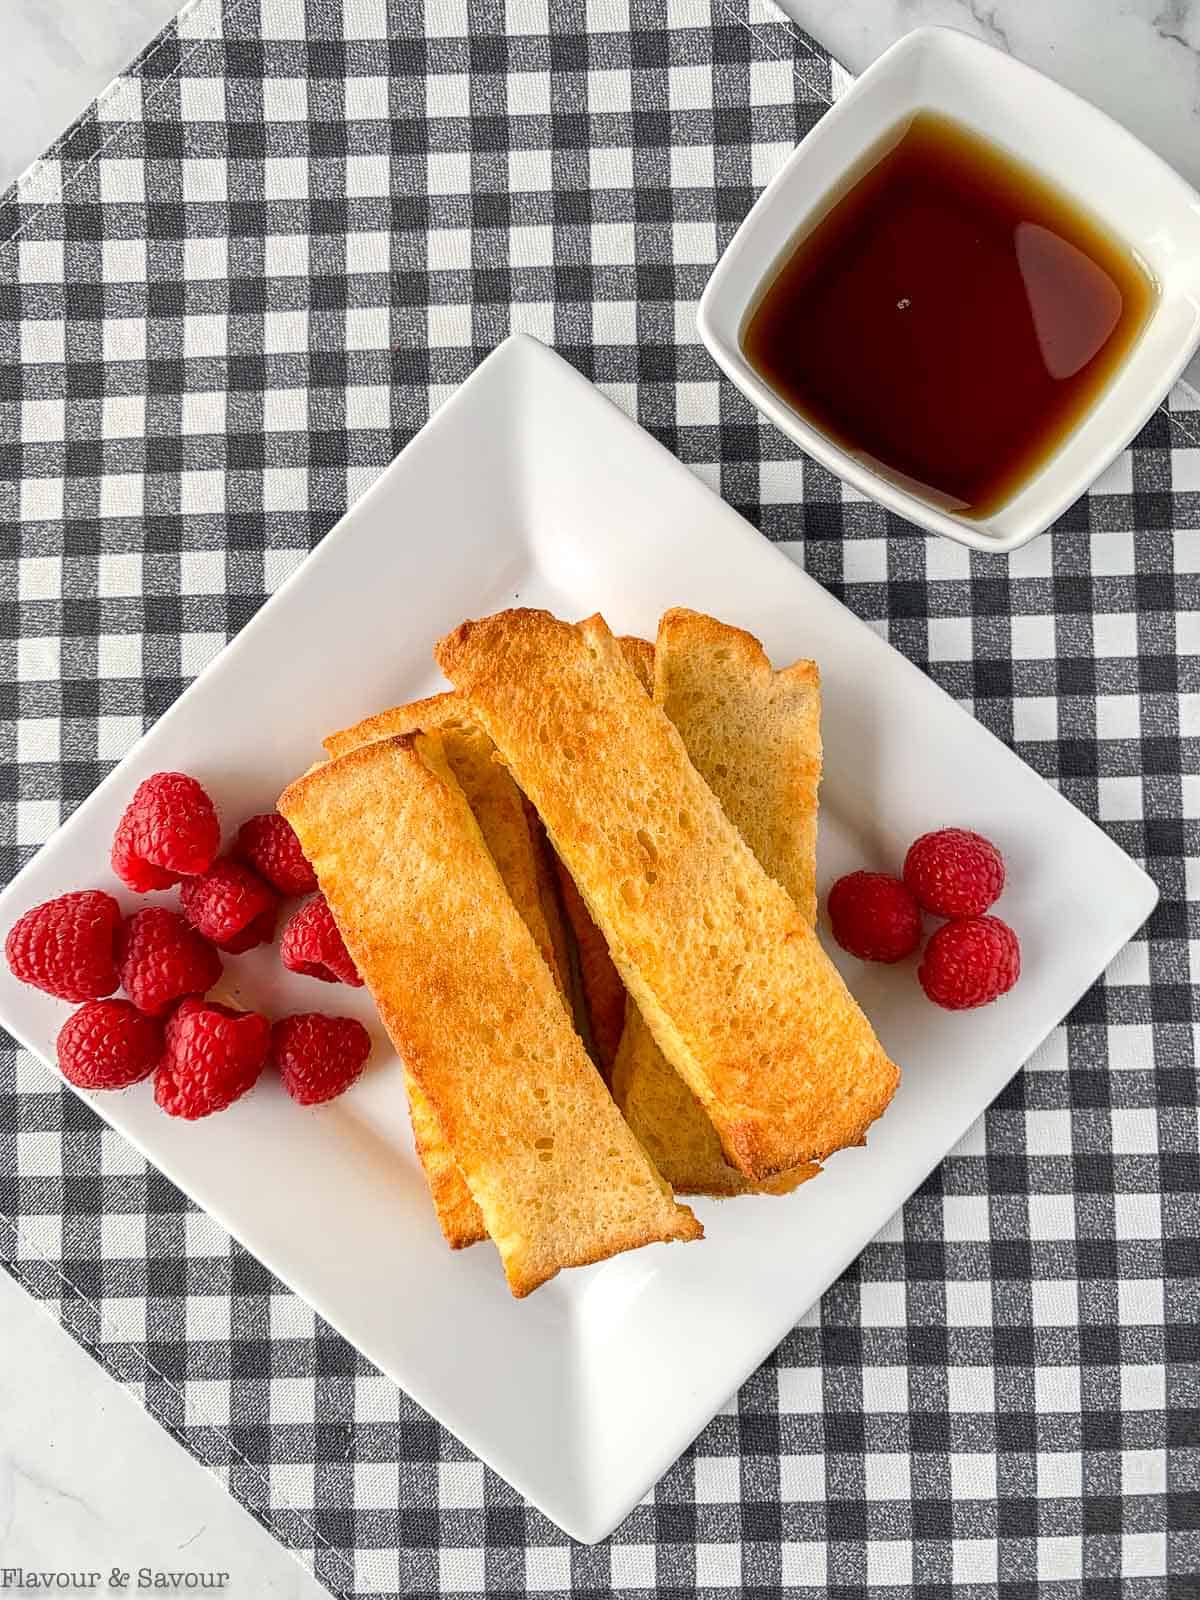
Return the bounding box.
[828,828,1020,1010]
[6,772,371,1118]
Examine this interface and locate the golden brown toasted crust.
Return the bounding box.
[610,1019,817,1195]
[323,690,461,760]
[618,635,656,694]
[321,689,571,1250]
[613,608,824,1196]
[324,640,654,1085]
[437,608,899,1181]
[407,1077,487,1248]
[279,734,701,1297]
[325,696,492,1245]
[656,608,822,925]
[440,726,567,997]
[546,634,655,1077]
[323,692,565,996]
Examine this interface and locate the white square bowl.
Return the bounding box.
[0,337,1157,1541]
[698,25,1200,552]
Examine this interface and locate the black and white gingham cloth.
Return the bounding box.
[1,1,1197,1594]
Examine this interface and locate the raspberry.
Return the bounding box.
[5,890,122,1002]
[118,907,222,1016]
[904,828,1005,919]
[57,999,163,1090]
[919,915,1021,1010]
[279,895,362,986]
[154,997,270,1119]
[179,858,278,953]
[271,1013,371,1105]
[111,772,220,892]
[828,871,922,963]
[235,813,317,897]
[112,815,180,893]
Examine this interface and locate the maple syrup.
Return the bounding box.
[742,111,1157,518]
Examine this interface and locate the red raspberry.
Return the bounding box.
[904,828,1005,919]
[112,813,180,893]
[919,915,1021,1010]
[5,890,122,1002]
[235,813,317,896]
[179,858,278,953]
[111,772,220,892]
[57,999,163,1090]
[154,997,270,1119]
[828,871,922,963]
[271,1013,371,1105]
[118,907,222,1016]
[280,896,362,986]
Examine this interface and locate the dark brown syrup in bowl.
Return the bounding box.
[741,111,1156,519]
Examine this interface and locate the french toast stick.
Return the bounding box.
[407,1077,488,1248]
[548,634,655,1076]
[328,686,605,1068]
[437,608,899,1181]
[655,611,822,927]
[327,692,571,1007]
[278,733,701,1296]
[328,639,651,1083]
[323,690,567,1250]
[612,609,823,1195]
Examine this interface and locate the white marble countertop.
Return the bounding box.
[2,0,1196,1591]
[784,0,1200,197]
[0,0,184,193]
[0,1266,324,1596]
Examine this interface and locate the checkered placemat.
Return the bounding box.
[1,0,1197,1594]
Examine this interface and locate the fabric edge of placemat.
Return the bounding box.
[0,0,828,244]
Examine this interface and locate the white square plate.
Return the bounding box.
[0,334,1156,1542]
